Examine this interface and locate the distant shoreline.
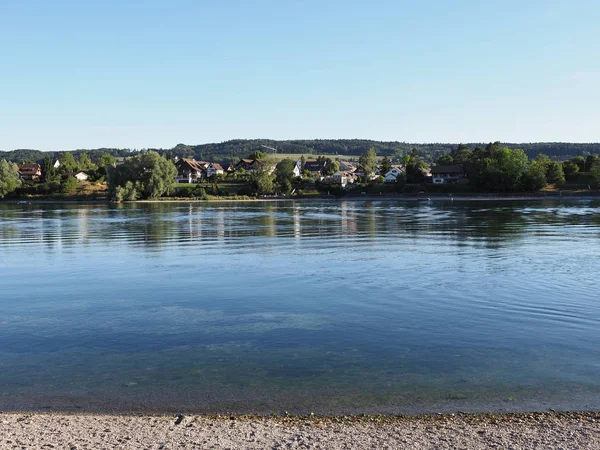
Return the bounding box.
[3,191,600,205]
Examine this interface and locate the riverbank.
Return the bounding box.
[4,190,600,205]
[2,411,598,449]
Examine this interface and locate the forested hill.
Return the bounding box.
[2,140,600,164]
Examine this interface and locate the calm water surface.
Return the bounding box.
[1,200,599,414]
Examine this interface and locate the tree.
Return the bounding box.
[79,153,96,172]
[62,176,78,193]
[572,156,586,172]
[274,158,296,194]
[250,171,274,195]
[248,150,266,160]
[0,160,21,198]
[108,151,177,200]
[326,160,340,176]
[41,156,58,182]
[547,161,565,185]
[58,152,79,173]
[380,156,392,175]
[522,160,547,191]
[562,160,579,181]
[97,154,116,168]
[359,147,377,179]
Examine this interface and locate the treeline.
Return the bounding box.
[436,142,600,192]
[4,140,600,166]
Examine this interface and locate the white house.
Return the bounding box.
[206,163,224,178]
[384,166,405,183]
[330,171,355,188]
[74,172,89,181]
[53,160,61,169]
[293,159,302,177]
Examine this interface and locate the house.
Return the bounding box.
[235,158,260,173]
[338,161,356,172]
[18,163,42,181]
[303,159,329,178]
[175,158,209,183]
[206,163,224,178]
[53,160,60,169]
[431,164,467,184]
[293,159,303,177]
[74,172,89,181]
[330,171,356,188]
[384,166,405,183]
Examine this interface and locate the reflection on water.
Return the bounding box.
[0,200,600,414]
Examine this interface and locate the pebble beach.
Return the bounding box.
[2,411,599,449]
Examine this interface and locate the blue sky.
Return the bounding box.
[1,0,599,150]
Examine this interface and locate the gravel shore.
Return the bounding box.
[2,411,599,449]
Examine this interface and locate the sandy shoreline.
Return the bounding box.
[2,411,599,449]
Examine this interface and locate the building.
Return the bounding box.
[431,164,467,184]
[206,163,224,178]
[74,172,89,181]
[303,159,329,178]
[175,158,209,183]
[330,171,356,188]
[384,166,405,183]
[17,163,42,181]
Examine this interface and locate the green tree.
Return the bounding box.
[97,154,116,167]
[380,156,392,175]
[572,156,586,172]
[522,160,547,191]
[547,161,565,185]
[562,160,579,181]
[359,147,377,179]
[274,158,296,194]
[108,151,177,200]
[248,150,266,160]
[58,152,79,173]
[0,160,22,198]
[62,176,78,193]
[41,156,58,182]
[250,171,274,195]
[78,153,96,172]
[326,160,340,176]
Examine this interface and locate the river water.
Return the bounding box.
[1,200,599,414]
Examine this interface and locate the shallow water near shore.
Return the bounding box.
[1,199,600,414]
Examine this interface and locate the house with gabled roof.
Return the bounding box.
[175,158,209,183]
[18,163,42,181]
[431,164,467,184]
[384,166,405,183]
[206,162,224,178]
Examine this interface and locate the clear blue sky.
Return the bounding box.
[1,0,599,150]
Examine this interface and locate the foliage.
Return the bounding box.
[97,154,117,167]
[547,161,565,185]
[274,158,295,194]
[562,160,580,181]
[58,152,79,173]
[114,181,139,202]
[249,171,275,195]
[41,156,58,182]
[359,147,377,178]
[79,153,96,172]
[326,160,340,176]
[379,156,392,175]
[62,176,78,193]
[403,148,428,183]
[0,159,22,198]
[108,151,177,200]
